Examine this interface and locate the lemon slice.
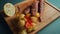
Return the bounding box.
[4,3,15,16]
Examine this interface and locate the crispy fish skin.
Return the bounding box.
[15,0,35,13]
[31,0,39,16]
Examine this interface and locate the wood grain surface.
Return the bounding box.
[3,0,60,34]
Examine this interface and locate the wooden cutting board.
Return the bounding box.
[29,1,60,34]
[3,0,60,34]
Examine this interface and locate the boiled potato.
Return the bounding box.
[32,23,37,30]
[35,12,40,17]
[31,17,38,23]
[19,14,25,19]
[18,20,25,27]
[27,23,37,32]
[18,29,27,34]
[27,26,33,32]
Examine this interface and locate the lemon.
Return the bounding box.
[4,3,15,16]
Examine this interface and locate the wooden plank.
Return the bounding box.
[45,0,60,12]
[3,0,60,34]
[29,1,60,34]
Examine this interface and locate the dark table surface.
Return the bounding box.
[0,0,60,34]
[0,0,24,34]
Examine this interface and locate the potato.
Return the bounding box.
[35,12,40,18]
[31,17,38,23]
[32,23,37,30]
[19,14,25,19]
[27,23,37,32]
[18,29,27,34]
[18,20,25,27]
[27,26,33,32]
